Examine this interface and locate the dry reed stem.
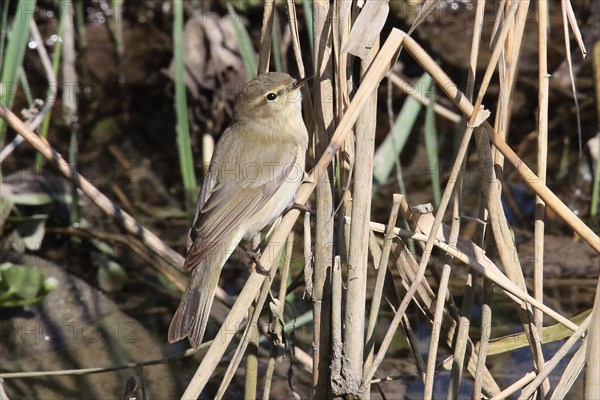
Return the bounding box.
[244,317,259,400]
[28,20,56,130]
[550,338,587,399]
[584,278,600,398]
[387,72,462,123]
[491,370,537,399]
[447,139,471,399]
[311,0,335,396]
[392,196,498,394]
[560,0,585,155]
[468,10,541,372]
[362,123,477,393]
[262,232,295,400]
[423,264,452,400]
[368,234,426,379]
[330,254,343,393]
[303,211,313,296]
[472,279,493,399]
[493,0,528,169]
[535,0,551,395]
[0,346,205,379]
[344,38,380,395]
[364,194,402,375]
[257,0,275,74]
[464,17,488,377]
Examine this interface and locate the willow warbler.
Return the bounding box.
[168,72,309,348]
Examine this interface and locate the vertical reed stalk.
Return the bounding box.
[312,1,335,396]
[344,38,379,395]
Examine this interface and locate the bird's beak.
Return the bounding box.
[290,76,313,91]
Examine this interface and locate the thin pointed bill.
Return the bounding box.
[290,75,313,91]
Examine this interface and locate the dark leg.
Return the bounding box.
[285,200,312,213]
[245,247,269,275]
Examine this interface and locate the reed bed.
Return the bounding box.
[0,1,598,399]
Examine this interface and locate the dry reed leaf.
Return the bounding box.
[584,279,600,398]
[406,0,438,36]
[562,0,587,57]
[549,338,586,399]
[343,0,389,59]
[560,0,584,154]
[414,213,579,331]
[166,15,247,100]
[485,309,591,356]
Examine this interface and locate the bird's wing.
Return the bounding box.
[183,140,299,271]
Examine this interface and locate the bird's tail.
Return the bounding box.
[168,258,221,348]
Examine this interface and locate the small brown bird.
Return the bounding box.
[168,72,309,348]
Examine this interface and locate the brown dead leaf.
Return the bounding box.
[343,0,390,60]
[166,14,248,101]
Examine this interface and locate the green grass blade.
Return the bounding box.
[424,81,440,206]
[303,0,314,57]
[373,72,431,184]
[271,16,282,72]
[35,11,65,171]
[0,0,37,143]
[173,0,198,208]
[0,1,11,69]
[17,66,33,105]
[227,2,257,77]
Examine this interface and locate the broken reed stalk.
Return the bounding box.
[330,253,343,391]
[311,0,335,396]
[344,38,380,394]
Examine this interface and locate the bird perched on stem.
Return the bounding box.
[168,72,310,348]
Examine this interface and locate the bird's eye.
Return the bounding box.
[266,92,278,102]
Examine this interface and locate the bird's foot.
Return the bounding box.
[247,248,269,275]
[286,200,311,214]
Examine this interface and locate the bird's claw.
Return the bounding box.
[286,200,311,214]
[247,249,269,275]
